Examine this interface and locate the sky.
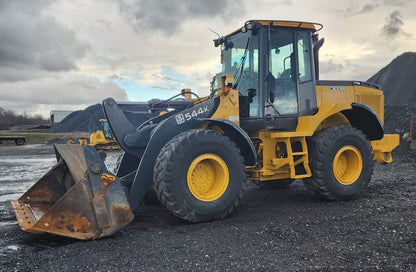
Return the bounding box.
[0,0,415,118]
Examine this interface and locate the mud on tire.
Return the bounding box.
[153,129,246,222]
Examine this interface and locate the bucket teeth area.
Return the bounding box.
[11,144,134,240]
[11,200,40,233]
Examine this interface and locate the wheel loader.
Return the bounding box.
[11,20,399,240]
[67,119,120,150]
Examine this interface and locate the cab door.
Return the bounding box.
[297,30,317,116]
[266,27,316,118]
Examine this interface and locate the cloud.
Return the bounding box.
[0,73,127,116]
[343,0,412,16]
[344,3,375,16]
[153,73,179,83]
[381,0,411,6]
[0,0,129,117]
[1,0,416,118]
[117,0,245,34]
[0,74,127,105]
[150,85,177,91]
[319,60,344,75]
[0,0,90,82]
[381,10,406,39]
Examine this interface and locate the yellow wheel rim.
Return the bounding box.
[187,154,229,202]
[332,145,363,185]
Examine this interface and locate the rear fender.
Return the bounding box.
[341,103,384,140]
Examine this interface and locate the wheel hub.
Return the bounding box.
[187,154,229,202]
[333,145,363,185]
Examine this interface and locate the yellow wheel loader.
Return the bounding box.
[11,20,399,240]
[67,119,119,150]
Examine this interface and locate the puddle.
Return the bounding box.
[0,156,56,182]
[0,181,33,196]
[0,157,55,164]
[6,245,20,251]
[0,245,21,258]
[0,193,22,202]
[0,221,17,228]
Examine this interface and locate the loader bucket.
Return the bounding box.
[10,144,134,240]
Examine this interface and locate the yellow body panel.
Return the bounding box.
[316,84,384,124]
[316,85,355,107]
[247,104,352,181]
[210,76,240,126]
[371,134,400,164]
[207,76,397,182]
[210,89,240,126]
[354,86,385,124]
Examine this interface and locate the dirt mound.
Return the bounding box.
[368,52,416,106]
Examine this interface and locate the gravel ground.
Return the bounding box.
[0,144,415,271]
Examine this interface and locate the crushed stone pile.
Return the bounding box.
[368,52,416,106]
[384,105,416,135]
[384,105,416,158]
[49,104,104,133]
[49,103,156,133]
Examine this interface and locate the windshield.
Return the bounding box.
[221,31,260,117]
[102,120,113,139]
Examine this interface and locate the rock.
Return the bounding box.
[410,141,416,151]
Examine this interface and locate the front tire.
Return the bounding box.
[303,126,374,200]
[153,129,246,222]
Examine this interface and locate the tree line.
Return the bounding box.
[0,107,49,130]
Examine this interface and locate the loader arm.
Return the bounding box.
[103,89,257,211]
[108,98,220,211]
[102,98,144,158]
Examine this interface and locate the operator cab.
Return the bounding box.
[214,20,323,131]
[101,119,113,140]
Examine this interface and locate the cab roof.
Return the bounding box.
[225,20,323,37]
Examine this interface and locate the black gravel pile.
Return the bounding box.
[49,103,157,133]
[384,105,416,135]
[383,105,416,158]
[49,104,104,133]
[368,52,416,106]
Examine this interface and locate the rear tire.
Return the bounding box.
[153,129,246,222]
[303,126,373,200]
